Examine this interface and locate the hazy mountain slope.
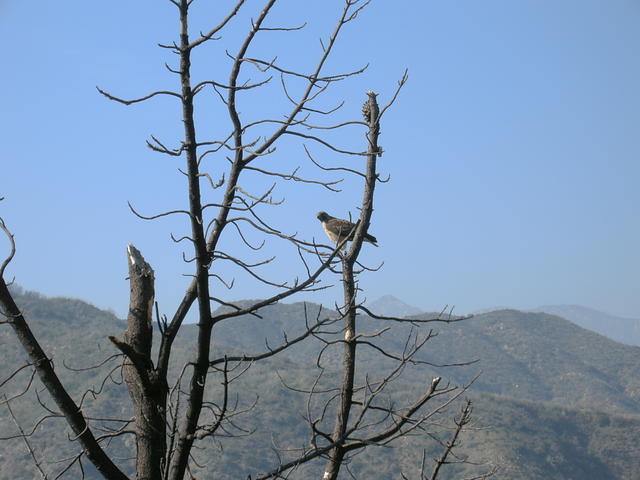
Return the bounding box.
[0,288,132,479]
[206,303,640,415]
[3,290,640,479]
[532,304,640,346]
[401,309,640,414]
[456,393,640,480]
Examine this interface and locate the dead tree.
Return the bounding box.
[0,1,493,479]
[109,245,165,480]
[250,87,495,480]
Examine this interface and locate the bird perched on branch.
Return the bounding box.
[316,211,378,247]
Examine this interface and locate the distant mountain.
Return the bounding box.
[3,290,640,478]
[210,304,640,415]
[472,305,514,314]
[531,304,640,346]
[367,294,422,317]
[397,309,640,415]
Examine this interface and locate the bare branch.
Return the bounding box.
[379,69,409,120]
[188,0,246,49]
[305,145,366,178]
[4,395,48,479]
[244,164,343,191]
[211,236,349,324]
[428,400,473,480]
[209,314,334,366]
[0,279,129,479]
[128,201,193,221]
[285,130,366,156]
[96,86,182,105]
[357,304,471,324]
[0,216,16,280]
[192,76,272,96]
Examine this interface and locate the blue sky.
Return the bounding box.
[1,1,639,320]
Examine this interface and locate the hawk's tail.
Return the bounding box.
[364,233,378,247]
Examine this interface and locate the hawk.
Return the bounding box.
[316,211,378,247]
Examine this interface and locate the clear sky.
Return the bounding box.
[1,1,639,320]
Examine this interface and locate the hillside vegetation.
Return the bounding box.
[2,289,640,479]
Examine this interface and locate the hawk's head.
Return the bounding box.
[316,211,331,222]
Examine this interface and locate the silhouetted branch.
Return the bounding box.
[428,399,473,480]
[0,268,128,479]
[188,0,246,49]
[357,304,471,324]
[0,215,16,281]
[96,86,182,105]
[4,395,48,478]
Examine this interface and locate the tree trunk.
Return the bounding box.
[111,244,166,479]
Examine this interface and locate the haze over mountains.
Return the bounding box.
[2,288,640,479]
[374,294,640,347]
[530,304,640,347]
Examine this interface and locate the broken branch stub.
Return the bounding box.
[125,243,155,361]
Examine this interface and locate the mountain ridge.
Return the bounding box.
[3,289,640,478]
[530,304,640,346]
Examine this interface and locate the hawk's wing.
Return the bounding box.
[326,218,357,237]
[323,216,378,246]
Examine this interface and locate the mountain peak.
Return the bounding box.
[368,295,423,318]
